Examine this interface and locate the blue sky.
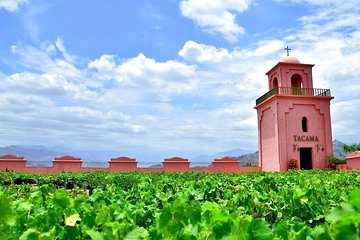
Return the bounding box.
[1,0,360,162]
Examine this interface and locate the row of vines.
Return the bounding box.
[0,170,359,239]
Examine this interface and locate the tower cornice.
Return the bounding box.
[266,62,315,76]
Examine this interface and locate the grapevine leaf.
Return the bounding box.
[348,188,360,209]
[86,229,104,240]
[158,206,172,229]
[248,219,273,240]
[188,202,201,225]
[293,225,311,240]
[95,205,111,225]
[17,201,33,212]
[65,213,81,226]
[317,231,333,240]
[326,203,354,223]
[333,223,360,240]
[124,227,149,240]
[19,228,40,240]
[274,221,289,240]
[0,191,16,226]
[53,189,71,209]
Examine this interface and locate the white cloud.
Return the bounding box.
[0,92,52,114]
[331,99,360,143]
[0,71,6,80]
[54,37,80,65]
[2,72,94,100]
[179,41,233,63]
[179,0,252,42]
[88,55,117,81]
[179,39,284,63]
[243,40,285,57]
[178,40,279,100]
[91,53,198,96]
[0,39,207,153]
[88,55,116,72]
[274,0,351,6]
[0,0,28,12]
[282,4,360,91]
[214,102,257,133]
[125,123,145,134]
[11,42,82,79]
[120,55,196,97]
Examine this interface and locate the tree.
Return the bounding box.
[343,143,360,153]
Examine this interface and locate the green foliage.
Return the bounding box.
[343,143,360,153]
[325,154,346,168]
[0,171,359,239]
[0,191,17,226]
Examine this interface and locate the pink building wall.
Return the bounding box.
[109,157,137,172]
[281,99,333,170]
[0,155,26,172]
[346,151,360,170]
[258,105,279,171]
[53,156,83,172]
[211,157,241,173]
[0,155,261,174]
[162,157,190,172]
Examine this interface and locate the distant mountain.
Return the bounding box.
[333,139,346,159]
[0,145,66,166]
[191,148,256,164]
[236,151,259,166]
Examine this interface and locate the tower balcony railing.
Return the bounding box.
[256,87,331,105]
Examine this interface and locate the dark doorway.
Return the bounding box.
[300,148,313,169]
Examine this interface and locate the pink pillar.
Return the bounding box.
[109,157,137,172]
[211,157,240,173]
[52,156,83,172]
[163,157,190,172]
[345,151,360,170]
[0,155,27,171]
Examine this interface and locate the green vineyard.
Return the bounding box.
[0,171,359,239]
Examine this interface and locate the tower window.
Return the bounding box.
[291,74,303,88]
[302,117,308,132]
[273,78,278,89]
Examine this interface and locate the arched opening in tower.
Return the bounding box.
[272,78,278,89]
[291,74,303,95]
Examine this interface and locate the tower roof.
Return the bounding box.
[279,56,300,64]
[266,56,313,76]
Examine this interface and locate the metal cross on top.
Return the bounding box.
[284,45,291,56]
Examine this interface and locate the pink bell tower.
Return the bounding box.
[255,50,334,171]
